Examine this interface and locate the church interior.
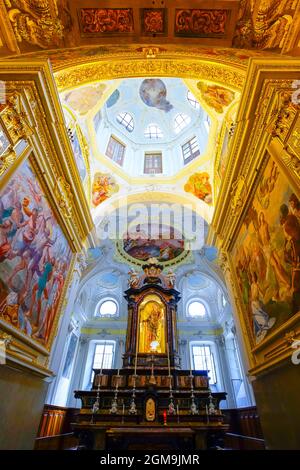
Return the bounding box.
[0,0,300,452]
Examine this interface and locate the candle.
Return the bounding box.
[122,404,125,415]
[163,410,167,425]
[176,404,179,415]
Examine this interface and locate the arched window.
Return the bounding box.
[144,123,163,139]
[174,113,191,133]
[187,90,200,109]
[116,112,134,132]
[97,299,118,317]
[187,301,206,318]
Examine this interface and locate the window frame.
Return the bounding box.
[144,123,164,139]
[190,341,217,385]
[90,340,116,385]
[181,136,200,164]
[96,298,119,318]
[187,90,200,110]
[187,300,207,319]
[144,152,163,174]
[174,113,191,134]
[105,135,126,166]
[116,112,134,132]
[186,298,209,320]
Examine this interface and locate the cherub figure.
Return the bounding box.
[128,268,139,288]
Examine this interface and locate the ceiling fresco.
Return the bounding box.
[123,223,186,264]
[1,1,298,58]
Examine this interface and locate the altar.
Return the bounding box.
[72,260,228,450]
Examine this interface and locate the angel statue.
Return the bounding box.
[166,269,176,288]
[128,268,139,288]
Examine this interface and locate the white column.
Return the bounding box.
[67,336,90,408]
[45,253,86,404]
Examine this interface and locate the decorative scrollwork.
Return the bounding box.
[0,149,16,177]
[5,0,64,49]
[54,176,73,219]
[55,60,244,92]
[175,9,228,36]
[285,330,296,345]
[80,8,134,34]
[230,176,247,216]
[1,93,32,144]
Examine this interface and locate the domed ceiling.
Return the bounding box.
[59,75,240,254]
[103,77,209,148]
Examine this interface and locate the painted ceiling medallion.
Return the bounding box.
[115,223,191,267]
[139,79,173,113]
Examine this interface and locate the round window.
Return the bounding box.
[99,300,118,316]
[188,301,206,318]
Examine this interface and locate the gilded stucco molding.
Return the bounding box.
[230,175,247,217]
[0,330,13,346]
[4,0,64,49]
[55,59,245,93]
[0,149,16,177]
[54,175,73,219]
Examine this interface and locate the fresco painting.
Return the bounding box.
[91,172,119,207]
[0,159,72,345]
[139,79,173,113]
[184,172,213,204]
[197,82,235,113]
[123,224,185,262]
[64,83,106,115]
[106,89,120,108]
[232,159,300,345]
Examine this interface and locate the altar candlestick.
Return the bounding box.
[167,343,171,377]
[116,368,120,389]
[134,337,138,377]
[100,341,107,377]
